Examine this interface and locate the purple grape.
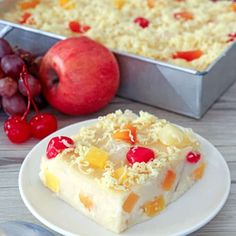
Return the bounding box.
[29,56,43,77]
[0,66,4,79]
[2,93,27,116]
[33,94,48,109]
[14,48,34,65]
[1,54,25,80]
[18,74,42,97]
[0,38,13,60]
[0,77,18,97]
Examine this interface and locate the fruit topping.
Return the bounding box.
[79,194,93,210]
[142,195,165,217]
[46,136,74,159]
[123,192,139,213]
[113,124,137,144]
[68,21,91,33]
[114,0,125,10]
[161,170,176,191]
[126,146,155,165]
[172,50,203,62]
[81,25,91,33]
[113,167,128,184]
[59,0,76,10]
[186,151,201,164]
[226,33,236,43]
[19,0,40,10]
[44,169,60,192]
[193,162,206,180]
[231,2,236,12]
[159,124,185,147]
[19,12,32,24]
[174,11,194,20]
[85,146,108,169]
[69,21,81,33]
[147,0,155,8]
[134,17,150,28]
[4,115,31,143]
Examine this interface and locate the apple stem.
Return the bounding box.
[21,66,40,121]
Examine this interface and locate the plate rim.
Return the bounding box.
[18,119,231,236]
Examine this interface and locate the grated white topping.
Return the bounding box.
[56,110,200,191]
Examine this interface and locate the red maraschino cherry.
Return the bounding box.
[186,151,201,164]
[30,113,58,139]
[4,115,31,143]
[126,146,155,165]
[22,67,58,139]
[4,65,58,143]
[134,17,150,28]
[46,136,74,159]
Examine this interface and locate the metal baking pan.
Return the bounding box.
[0,2,236,119]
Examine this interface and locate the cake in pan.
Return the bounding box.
[1,0,236,70]
[39,110,206,233]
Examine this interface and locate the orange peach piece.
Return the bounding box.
[231,3,236,12]
[142,195,165,217]
[123,192,139,213]
[112,124,136,144]
[147,0,155,8]
[19,0,40,10]
[193,162,206,180]
[161,170,176,191]
[79,194,93,210]
[174,11,194,20]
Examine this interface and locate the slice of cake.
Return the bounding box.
[39,110,206,233]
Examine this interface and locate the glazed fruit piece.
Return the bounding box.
[39,110,206,233]
[112,124,136,144]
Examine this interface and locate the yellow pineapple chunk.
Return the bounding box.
[159,124,185,147]
[193,162,206,180]
[142,195,165,217]
[123,192,139,213]
[79,194,93,210]
[85,146,108,169]
[59,0,76,9]
[114,0,125,10]
[113,167,128,184]
[44,169,60,193]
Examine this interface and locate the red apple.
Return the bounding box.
[39,37,120,115]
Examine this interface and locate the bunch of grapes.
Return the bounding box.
[0,38,57,143]
[0,38,46,115]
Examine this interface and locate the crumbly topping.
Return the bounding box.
[57,110,200,191]
[2,0,236,70]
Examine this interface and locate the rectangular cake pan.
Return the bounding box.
[0,2,236,118]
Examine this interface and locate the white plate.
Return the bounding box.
[19,119,231,236]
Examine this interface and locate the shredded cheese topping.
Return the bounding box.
[56,110,200,191]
